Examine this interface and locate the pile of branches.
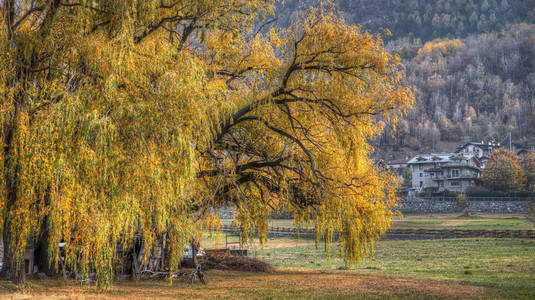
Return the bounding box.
[199,254,274,273]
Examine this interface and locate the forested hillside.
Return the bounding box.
[276,0,535,159]
[383,24,535,152]
[278,0,535,41]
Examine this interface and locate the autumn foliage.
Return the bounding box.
[522,152,535,191]
[482,149,526,192]
[0,0,413,287]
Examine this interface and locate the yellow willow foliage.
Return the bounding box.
[0,0,272,288]
[1,0,413,287]
[195,8,413,267]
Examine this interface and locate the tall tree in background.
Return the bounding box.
[521,152,535,191]
[482,149,526,192]
[0,1,412,287]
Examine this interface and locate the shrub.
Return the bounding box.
[402,167,412,187]
[432,190,459,197]
[529,197,535,219]
[458,193,468,208]
[465,185,535,197]
[419,187,438,197]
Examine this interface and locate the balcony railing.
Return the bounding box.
[431,173,476,180]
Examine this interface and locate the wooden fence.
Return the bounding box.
[220,225,535,239]
[417,196,531,202]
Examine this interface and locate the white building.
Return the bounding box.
[407,153,481,193]
[387,158,408,174]
[455,141,498,167]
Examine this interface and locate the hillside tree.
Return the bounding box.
[521,152,535,191]
[482,149,526,191]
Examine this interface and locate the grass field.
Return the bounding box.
[392,214,535,230]
[222,213,535,231]
[205,229,535,299]
[2,237,533,299]
[254,238,535,299]
[2,214,534,299]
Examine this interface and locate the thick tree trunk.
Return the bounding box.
[190,241,206,284]
[0,114,27,286]
[131,237,144,281]
[35,218,56,276]
[132,246,140,281]
[160,232,167,270]
[35,188,55,276]
[0,220,26,286]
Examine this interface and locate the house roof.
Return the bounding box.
[455,141,497,152]
[407,153,480,167]
[387,159,408,165]
[517,149,534,155]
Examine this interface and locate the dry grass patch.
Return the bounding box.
[0,270,488,300]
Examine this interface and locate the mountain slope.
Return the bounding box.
[274,1,535,158]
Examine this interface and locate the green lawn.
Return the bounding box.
[223,214,535,231]
[458,219,535,230]
[255,238,535,299]
[217,215,535,298]
[394,215,535,230]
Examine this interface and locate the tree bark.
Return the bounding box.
[35,218,56,276]
[0,218,26,286]
[0,129,26,286]
[131,247,140,281]
[160,232,167,271]
[131,237,144,281]
[0,103,29,286]
[190,240,205,284]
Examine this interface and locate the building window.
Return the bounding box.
[420,173,423,177]
[451,181,460,186]
[452,169,460,177]
[419,181,423,187]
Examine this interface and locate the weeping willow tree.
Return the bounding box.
[0,0,273,287]
[195,6,413,266]
[0,0,413,288]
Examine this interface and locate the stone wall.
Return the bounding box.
[399,197,531,214]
